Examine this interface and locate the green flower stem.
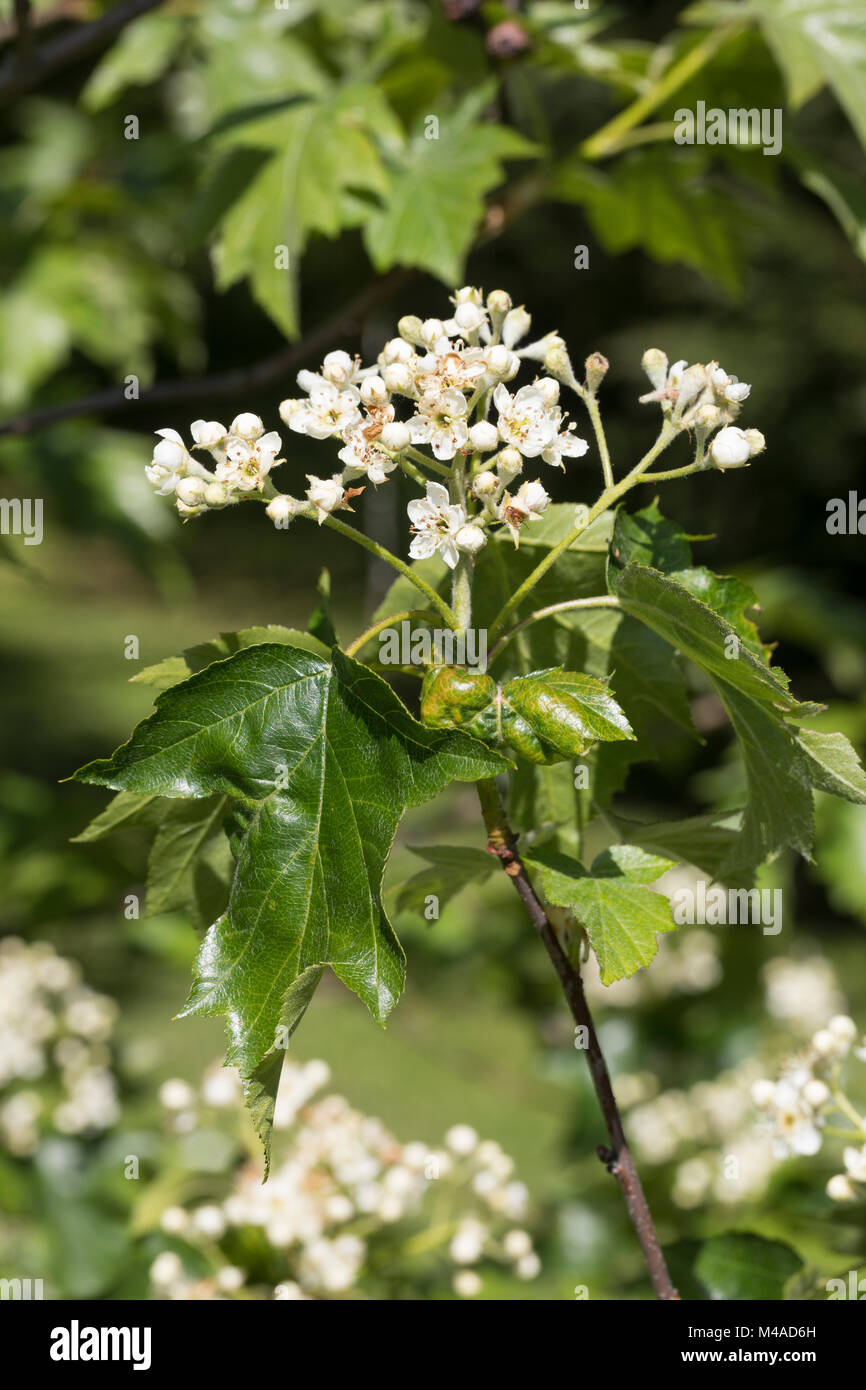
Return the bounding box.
[404,445,451,479]
[344,609,440,659]
[450,449,474,634]
[475,776,679,1301]
[486,420,680,643]
[577,386,614,488]
[487,595,621,666]
[320,514,458,629]
[640,460,711,483]
[831,1089,866,1133]
[451,555,473,635]
[396,453,430,488]
[823,1126,866,1142]
[580,23,743,161]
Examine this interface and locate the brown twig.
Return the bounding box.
[0,0,165,108]
[476,776,680,1301]
[0,269,416,439]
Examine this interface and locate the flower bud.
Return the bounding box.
[383,363,415,395]
[692,403,724,432]
[380,337,414,365]
[322,350,354,386]
[827,1174,857,1202]
[397,315,424,345]
[380,421,410,452]
[544,341,576,385]
[750,1079,775,1109]
[641,348,668,392]
[502,306,531,350]
[175,477,208,506]
[266,495,299,527]
[485,344,519,380]
[743,428,765,457]
[472,470,500,499]
[191,420,227,449]
[455,524,487,555]
[812,1028,842,1057]
[360,375,390,407]
[486,289,512,317]
[496,447,523,483]
[468,421,499,452]
[584,352,609,394]
[152,436,187,469]
[803,1078,830,1109]
[710,425,751,469]
[829,1014,857,1042]
[674,365,708,413]
[230,413,264,440]
[420,317,446,348]
[204,482,229,507]
[453,301,485,333]
[533,376,560,408]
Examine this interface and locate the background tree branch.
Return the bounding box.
[0,0,164,107]
[0,268,416,439]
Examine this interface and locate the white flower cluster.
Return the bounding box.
[751,1015,866,1193]
[639,350,765,470]
[145,413,284,517]
[149,1057,540,1300]
[145,287,593,563]
[0,937,119,1155]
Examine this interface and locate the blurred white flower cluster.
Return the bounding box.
[639,349,765,470]
[149,1057,540,1300]
[0,937,119,1156]
[751,1013,866,1196]
[600,955,865,1212]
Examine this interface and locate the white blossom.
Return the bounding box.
[408,389,470,460]
[407,481,468,569]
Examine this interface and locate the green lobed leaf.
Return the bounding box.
[553,151,742,294]
[616,810,749,884]
[215,83,398,337]
[132,626,330,690]
[617,563,866,873]
[363,86,539,285]
[394,845,498,915]
[71,644,508,1162]
[420,664,635,763]
[524,844,676,984]
[145,797,232,931]
[694,1232,803,1301]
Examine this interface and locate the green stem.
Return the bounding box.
[344,608,440,659]
[641,460,710,483]
[831,1090,866,1133]
[404,445,452,479]
[487,596,620,666]
[578,388,614,488]
[320,514,457,629]
[580,24,743,161]
[486,421,680,643]
[396,454,430,488]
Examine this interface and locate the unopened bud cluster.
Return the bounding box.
[640,351,765,470]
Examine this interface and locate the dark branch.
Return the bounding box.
[0,269,415,439]
[476,776,680,1301]
[0,0,164,107]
